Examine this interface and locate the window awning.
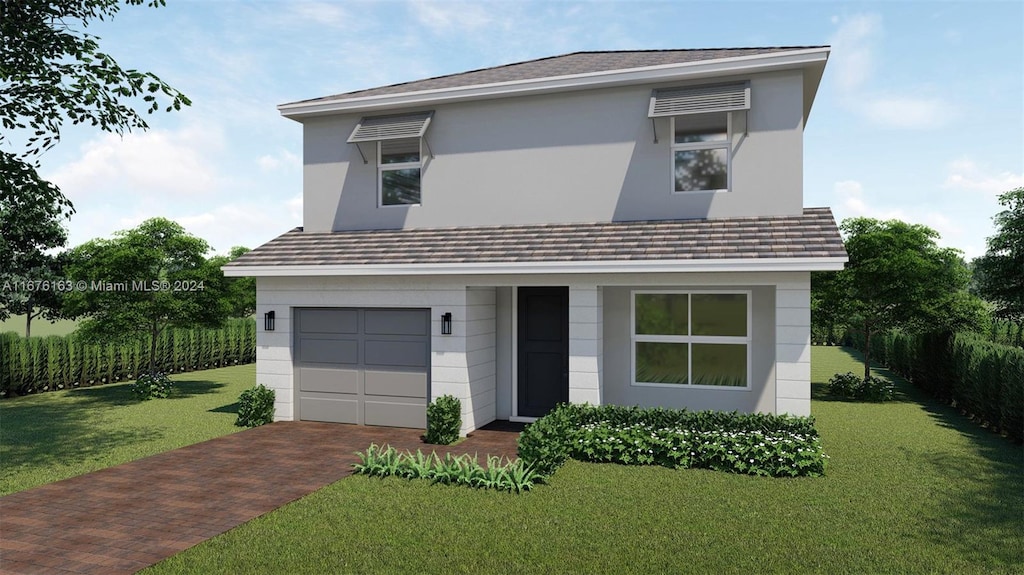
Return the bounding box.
[347,111,434,143]
[648,83,750,117]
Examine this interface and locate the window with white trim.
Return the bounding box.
[631,291,750,388]
[671,113,730,193]
[378,138,421,206]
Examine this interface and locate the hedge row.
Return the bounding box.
[845,330,1023,443]
[0,319,256,397]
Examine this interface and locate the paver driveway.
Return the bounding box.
[0,421,521,575]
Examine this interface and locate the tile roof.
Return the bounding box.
[226,208,846,269]
[290,47,826,106]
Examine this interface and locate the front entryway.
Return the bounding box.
[294,308,429,428]
[517,287,569,417]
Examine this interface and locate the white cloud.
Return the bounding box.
[828,13,956,129]
[832,180,966,250]
[828,13,881,92]
[176,197,303,254]
[47,124,226,201]
[859,96,956,129]
[410,1,494,33]
[943,157,1024,194]
[288,1,352,28]
[258,149,301,172]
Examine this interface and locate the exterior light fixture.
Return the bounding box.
[441,312,452,335]
[264,310,275,331]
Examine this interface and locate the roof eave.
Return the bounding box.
[278,47,831,121]
[222,256,848,277]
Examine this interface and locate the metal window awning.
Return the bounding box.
[648,83,750,117]
[347,111,434,163]
[648,82,750,143]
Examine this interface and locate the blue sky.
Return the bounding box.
[32,0,1023,260]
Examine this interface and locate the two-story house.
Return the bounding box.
[225,47,848,435]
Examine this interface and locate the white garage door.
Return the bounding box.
[294,308,429,428]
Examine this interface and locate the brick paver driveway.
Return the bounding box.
[0,421,521,575]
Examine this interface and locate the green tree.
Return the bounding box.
[821,218,985,379]
[207,246,257,318]
[63,218,229,374]
[973,188,1024,321]
[0,0,190,318]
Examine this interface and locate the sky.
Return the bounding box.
[22,0,1024,260]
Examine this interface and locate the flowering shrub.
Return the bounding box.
[518,403,827,479]
[828,372,895,402]
[572,423,827,477]
[130,372,173,400]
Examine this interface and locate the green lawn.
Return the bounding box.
[0,314,80,337]
[0,364,254,495]
[143,347,1024,575]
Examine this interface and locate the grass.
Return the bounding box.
[0,364,255,496]
[0,314,80,337]
[143,347,1024,575]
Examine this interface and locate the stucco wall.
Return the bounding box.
[301,69,805,232]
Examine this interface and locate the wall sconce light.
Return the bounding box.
[441,312,452,335]
[264,310,275,331]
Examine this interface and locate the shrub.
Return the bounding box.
[516,403,581,476]
[130,372,173,400]
[353,443,542,493]
[236,384,275,427]
[517,403,826,479]
[425,394,461,445]
[571,422,826,477]
[827,372,895,402]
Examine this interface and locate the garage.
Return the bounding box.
[294,308,429,428]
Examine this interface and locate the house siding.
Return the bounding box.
[301,69,805,233]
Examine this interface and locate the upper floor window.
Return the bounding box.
[671,113,729,193]
[648,82,749,195]
[346,110,434,208]
[379,139,421,206]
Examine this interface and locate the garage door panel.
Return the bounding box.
[300,309,358,334]
[298,338,358,365]
[365,400,427,428]
[299,395,359,424]
[365,339,427,368]
[296,307,428,429]
[299,367,359,394]
[365,370,427,398]
[364,309,428,336]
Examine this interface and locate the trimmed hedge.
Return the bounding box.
[845,330,1023,443]
[518,404,825,478]
[0,318,257,398]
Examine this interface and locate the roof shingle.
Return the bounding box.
[289,47,827,106]
[226,208,847,268]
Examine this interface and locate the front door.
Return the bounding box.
[517,287,569,417]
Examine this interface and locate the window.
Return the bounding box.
[378,138,421,206]
[671,113,730,193]
[631,291,750,388]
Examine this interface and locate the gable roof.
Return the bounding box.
[279,46,830,119]
[223,208,847,277]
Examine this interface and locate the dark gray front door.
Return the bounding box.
[294,308,429,428]
[517,287,569,418]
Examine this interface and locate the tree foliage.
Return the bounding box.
[1,0,189,319]
[62,218,229,374]
[207,246,257,318]
[815,218,985,378]
[973,188,1024,320]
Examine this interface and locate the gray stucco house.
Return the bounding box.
[225,47,848,434]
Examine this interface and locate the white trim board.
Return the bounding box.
[223,256,846,277]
